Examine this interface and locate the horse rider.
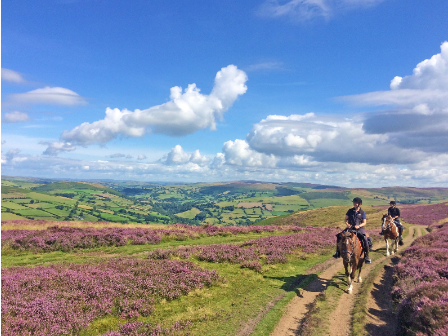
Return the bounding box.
[333,197,372,264]
[381,201,404,243]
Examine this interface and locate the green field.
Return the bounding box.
[176,207,201,219]
[1,212,27,220]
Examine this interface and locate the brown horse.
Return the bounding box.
[381,214,399,256]
[337,230,364,293]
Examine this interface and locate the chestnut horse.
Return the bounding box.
[381,214,399,256]
[337,229,364,293]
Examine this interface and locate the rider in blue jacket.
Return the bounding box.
[333,197,372,263]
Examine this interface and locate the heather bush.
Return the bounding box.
[400,202,448,226]
[1,223,303,252]
[1,259,220,336]
[149,227,342,271]
[393,223,448,335]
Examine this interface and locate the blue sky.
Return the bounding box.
[2,0,448,187]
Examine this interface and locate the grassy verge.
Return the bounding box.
[78,254,333,336]
[250,273,317,336]
[351,258,390,336]
[351,225,413,336]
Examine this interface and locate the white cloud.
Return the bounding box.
[108,153,127,159]
[162,145,210,167]
[341,42,448,111]
[1,68,26,83]
[8,87,87,106]
[2,111,31,123]
[391,42,448,91]
[137,155,147,160]
[60,65,248,145]
[257,0,385,21]
[222,139,277,167]
[40,141,76,156]
[245,61,284,71]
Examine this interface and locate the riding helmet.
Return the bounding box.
[390,201,396,205]
[352,197,362,204]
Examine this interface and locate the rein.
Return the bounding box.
[342,230,358,259]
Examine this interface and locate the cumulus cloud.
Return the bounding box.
[137,155,147,160]
[341,42,448,111]
[2,111,31,123]
[162,145,210,166]
[257,0,385,21]
[40,141,76,156]
[213,41,448,181]
[60,65,248,146]
[8,87,87,105]
[243,113,422,165]
[222,139,277,167]
[1,68,26,83]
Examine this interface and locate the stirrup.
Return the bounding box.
[365,257,372,264]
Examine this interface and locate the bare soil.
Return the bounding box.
[364,227,423,336]
[269,226,421,336]
[327,226,419,336]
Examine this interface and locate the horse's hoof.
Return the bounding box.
[358,278,362,283]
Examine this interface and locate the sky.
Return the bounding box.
[2,0,448,187]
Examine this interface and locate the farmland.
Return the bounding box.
[2,177,448,335]
[3,176,448,226]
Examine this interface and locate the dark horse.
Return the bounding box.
[337,229,364,293]
[381,214,400,256]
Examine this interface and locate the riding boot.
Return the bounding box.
[398,226,404,245]
[333,235,341,258]
[364,250,372,264]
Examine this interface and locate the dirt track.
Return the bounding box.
[270,226,422,336]
[364,227,424,336]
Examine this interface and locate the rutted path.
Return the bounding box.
[269,226,421,336]
[364,226,424,336]
[327,226,420,336]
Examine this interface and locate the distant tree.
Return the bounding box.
[30,200,35,204]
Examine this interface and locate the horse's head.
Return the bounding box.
[381,214,393,227]
[341,231,356,262]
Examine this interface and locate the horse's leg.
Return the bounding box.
[348,260,356,293]
[385,237,390,256]
[394,238,399,253]
[357,260,363,283]
[344,261,352,293]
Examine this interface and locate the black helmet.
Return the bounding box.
[352,197,362,204]
[390,201,396,205]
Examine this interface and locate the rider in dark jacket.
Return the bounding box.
[381,201,404,243]
[333,197,372,263]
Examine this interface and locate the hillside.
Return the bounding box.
[3,177,448,226]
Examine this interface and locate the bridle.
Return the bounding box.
[342,230,356,262]
[382,215,394,231]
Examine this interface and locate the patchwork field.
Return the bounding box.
[2,194,448,335]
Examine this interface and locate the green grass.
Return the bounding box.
[1,201,30,210]
[26,202,56,209]
[44,208,71,217]
[78,254,332,336]
[27,192,78,205]
[1,213,27,220]
[176,207,201,219]
[14,209,56,217]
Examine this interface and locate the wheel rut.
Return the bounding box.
[327,226,418,336]
[364,226,423,336]
[267,226,421,336]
